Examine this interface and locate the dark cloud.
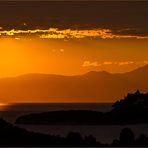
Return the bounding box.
[0,1,147,36]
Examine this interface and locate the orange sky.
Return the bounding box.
[0,1,147,77]
[0,1,148,103]
[0,35,148,77]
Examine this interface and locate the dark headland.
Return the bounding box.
[15,90,148,125]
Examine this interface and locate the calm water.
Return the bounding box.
[0,103,148,143]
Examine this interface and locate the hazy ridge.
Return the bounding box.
[0,65,148,102]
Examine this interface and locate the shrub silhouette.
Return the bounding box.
[119,128,135,146]
[136,134,148,146]
[84,134,97,146]
[66,132,84,146]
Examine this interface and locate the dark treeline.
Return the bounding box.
[1,117,148,146]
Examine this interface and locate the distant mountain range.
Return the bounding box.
[0,65,148,102]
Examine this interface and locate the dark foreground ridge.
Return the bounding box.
[16,90,148,125]
[1,117,148,146]
[0,118,99,146]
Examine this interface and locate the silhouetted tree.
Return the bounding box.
[84,134,97,146]
[136,134,148,146]
[111,139,120,146]
[66,132,83,146]
[119,128,135,146]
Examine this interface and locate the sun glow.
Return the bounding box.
[0,38,82,77]
[0,103,8,111]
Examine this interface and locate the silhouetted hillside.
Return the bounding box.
[16,91,148,125]
[0,117,63,146]
[0,118,102,146]
[1,117,148,146]
[0,65,148,102]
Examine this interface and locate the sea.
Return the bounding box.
[0,103,148,143]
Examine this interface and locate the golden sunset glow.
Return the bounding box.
[0,37,147,78]
[0,103,8,110]
[0,1,147,103]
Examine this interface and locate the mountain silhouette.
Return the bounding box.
[0,65,148,102]
[120,64,148,83]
